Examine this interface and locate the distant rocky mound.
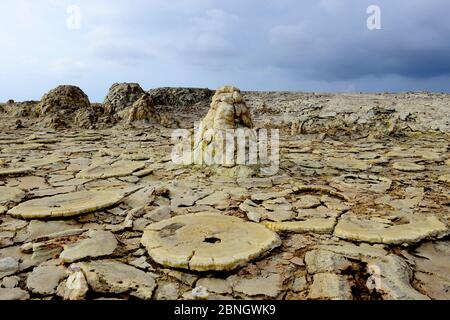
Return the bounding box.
[2,100,39,117]
[103,83,145,115]
[37,85,96,129]
[246,91,450,138]
[148,87,213,106]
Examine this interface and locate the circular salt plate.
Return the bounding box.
[141,213,281,271]
[7,190,125,219]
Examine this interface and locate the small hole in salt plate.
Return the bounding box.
[203,237,221,244]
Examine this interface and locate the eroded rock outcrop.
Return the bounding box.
[103,83,145,115]
[148,87,213,107]
[37,85,95,129]
[125,93,157,124]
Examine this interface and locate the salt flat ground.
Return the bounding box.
[0,91,449,300]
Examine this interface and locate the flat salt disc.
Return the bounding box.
[141,213,281,271]
[0,167,33,176]
[7,190,125,219]
[0,187,25,204]
[76,160,145,179]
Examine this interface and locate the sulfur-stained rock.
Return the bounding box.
[0,257,19,279]
[125,93,158,124]
[305,249,352,274]
[392,161,425,172]
[0,288,30,300]
[412,241,450,300]
[0,167,32,177]
[196,278,232,295]
[56,266,89,300]
[294,185,351,202]
[27,220,81,240]
[262,218,337,234]
[293,195,321,209]
[314,243,388,261]
[228,273,283,298]
[198,86,253,131]
[292,276,308,293]
[326,157,371,172]
[196,191,231,208]
[141,213,281,271]
[37,85,95,129]
[103,83,145,115]
[1,276,20,288]
[78,260,157,299]
[76,160,145,179]
[8,190,125,219]
[438,174,450,184]
[59,230,118,263]
[366,254,429,300]
[307,273,352,300]
[296,206,342,220]
[330,174,392,194]
[250,189,294,202]
[154,282,180,300]
[26,265,67,295]
[239,199,294,223]
[0,187,25,204]
[334,216,448,245]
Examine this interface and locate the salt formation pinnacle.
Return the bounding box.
[192,86,255,166]
[199,85,254,131]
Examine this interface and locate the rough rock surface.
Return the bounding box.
[148,87,213,107]
[308,273,353,300]
[1,86,449,301]
[37,85,95,129]
[126,93,158,124]
[334,215,448,245]
[8,190,125,219]
[26,265,67,295]
[103,83,145,115]
[141,213,281,271]
[60,230,118,263]
[78,260,157,299]
[0,288,30,300]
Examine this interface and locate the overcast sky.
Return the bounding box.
[1,0,450,102]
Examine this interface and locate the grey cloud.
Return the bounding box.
[1,0,450,102]
[92,43,155,66]
[263,1,450,81]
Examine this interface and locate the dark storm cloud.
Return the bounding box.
[1,0,450,101]
[263,0,450,81]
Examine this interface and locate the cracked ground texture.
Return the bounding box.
[0,89,449,300]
